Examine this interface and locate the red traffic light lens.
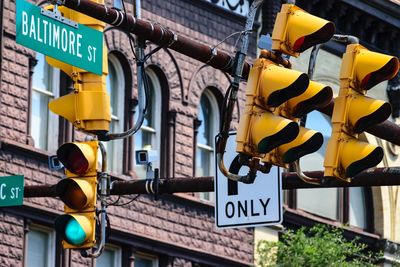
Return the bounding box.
[361,58,399,90]
[57,143,89,175]
[293,23,335,53]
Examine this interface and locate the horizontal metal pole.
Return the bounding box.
[23,167,400,198]
[62,0,250,79]
[282,167,400,189]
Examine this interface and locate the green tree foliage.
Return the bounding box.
[256,224,381,267]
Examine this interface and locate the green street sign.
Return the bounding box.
[16,0,103,75]
[0,175,24,207]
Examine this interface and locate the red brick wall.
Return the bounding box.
[0,0,256,265]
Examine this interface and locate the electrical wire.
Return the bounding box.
[220,84,233,133]
[111,194,141,206]
[106,194,141,206]
[144,45,163,62]
[103,26,137,61]
[121,0,137,59]
[211,30,253,54]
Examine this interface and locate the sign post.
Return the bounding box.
[0,175,24,207]
[15,0,103,75]
[215,133,282,229]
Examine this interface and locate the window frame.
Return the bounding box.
[134,251,158,267]
[96,243,122,267]
[25,224,56,267]
[285,111,374,231]
[106,53,126,174]
[196,88,220,201]
[133,68,162,178]
[30,53,60,152]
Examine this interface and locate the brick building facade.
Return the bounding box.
[1,0,400,265]
[0,0,256,266]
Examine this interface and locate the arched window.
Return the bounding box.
[106,54,125,174]
[196,89,219,201]
[30,53,59,152]
[134,68,161,178]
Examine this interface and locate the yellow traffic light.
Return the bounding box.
[271,4,335,57]
[324,44,399,181]
[46,6,110,133]
[236,58,309,157]
[55,141,98,249]
[263,81,333,167]
[236,56,333,169]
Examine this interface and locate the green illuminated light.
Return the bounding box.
[65,218,86,245]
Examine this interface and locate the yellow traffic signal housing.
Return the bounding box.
[324,44,399,181]
[46,6,110,133]
[236,56,333,169]
[266,127,323,166]
[55,141,98,249]
[271,4,335,57]
[236,57,310,158]
[263,81,333,167]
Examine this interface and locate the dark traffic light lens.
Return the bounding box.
[57,143,89,175]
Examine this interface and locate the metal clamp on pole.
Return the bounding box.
[144,168,160,200]
[331,34,359,44]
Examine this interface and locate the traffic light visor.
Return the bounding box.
[287,8,335,53]
[251,112,299,153]
[278,127,323,163]
[287,81,333,118]
[56,178,95,210]
[340,137,383,178]
[259,65,309,107]
[353,48,399,90]
[348,94,392,133]
[57,142,97,175]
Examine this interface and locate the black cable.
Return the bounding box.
[105,213,111,242]
[105,195,121,206]
[121,0,137,59]
[103,26,136,60]
[110,194,141,207]
[104,193,140,206]
[143,45,163,62]
[140,62,150,114]
[220,84,233,133]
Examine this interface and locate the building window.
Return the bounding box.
[30,53,60,152]
[349,187,367,229]
[288,110,372,230]
[105,54,125,174]
[25,226,55,267]
[113,0,123,10]
[135,252,158,267]
[196,89,219,201]
[296,110,339,220]
[97,245,121,267]
[134,68,161,178]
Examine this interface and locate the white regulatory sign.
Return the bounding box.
[214,132,282,229]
